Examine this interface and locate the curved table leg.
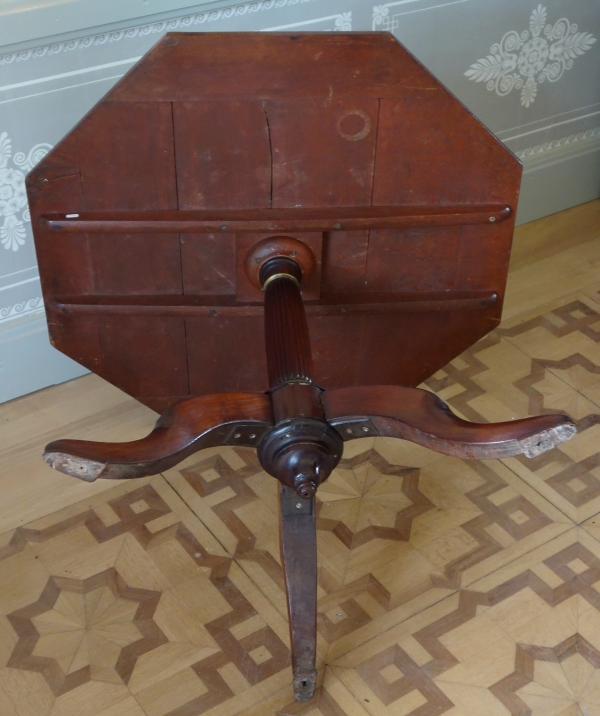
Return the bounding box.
[44,392,273,481]
[323,385,576,459]
[279,484,318,702]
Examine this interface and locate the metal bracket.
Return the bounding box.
[281,485,313,516]
[222,422,271,447]
[329,417,380,440]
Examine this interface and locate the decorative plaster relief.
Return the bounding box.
[0,296,43,322]
[373,0,469,32]
[0,132,51,252]
[466,4,596,107]
[516,126,600,159]
[0,0,318,65]
[334,12,352,31]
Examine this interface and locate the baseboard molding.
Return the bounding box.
[516,132,600,225]
[0,312,88,403]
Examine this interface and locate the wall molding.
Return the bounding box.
[517,129,600,224]
[0,311,87,403]
[0,0,318,65]
[0,297,43,324]
[372,0,470,30]
[516,126,600,159]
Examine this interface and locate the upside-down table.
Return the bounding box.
[27,32,576,701]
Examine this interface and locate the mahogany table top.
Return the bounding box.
[27,32,521,413]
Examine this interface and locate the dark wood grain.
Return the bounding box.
[262,259,313,388]
[97,316,188,399]
[44,393,273,480]
[90,233,182,295]
[106,32,437,102]
[77,102,178,212]
[30,33,521,407]
[173,101,271,210]
[41,204,512,233]
[26,140,102,374]
[235,232,322,302]
[324,386,577,459]
[266,98,379,208]
[279,485,317,702]
[372,94,521,206]
[181,234,236,295]
[270,383,324,423]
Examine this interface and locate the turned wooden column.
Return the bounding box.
[261,256,313,388]
[257,255,343,499]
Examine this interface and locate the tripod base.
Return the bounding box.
[43,384,575,702]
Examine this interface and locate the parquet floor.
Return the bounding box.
[1,199,600,716]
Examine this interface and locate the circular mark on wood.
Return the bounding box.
[336,110,371,141]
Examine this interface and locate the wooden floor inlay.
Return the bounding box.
[1,199,600,714]
[332,529,600,715]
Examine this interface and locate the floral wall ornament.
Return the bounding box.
[335,12,352,31]
[465,4,596,107]
[0,132,52,252]
[372,5,390,29]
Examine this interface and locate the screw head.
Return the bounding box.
[345,428,352,434]
[210,309,218,316]
[489,216,496,222]
[296,503,302,509]
[233,433,241,439]
[249,433,256,439]
[220,224,227,231]
[362,426,369,432]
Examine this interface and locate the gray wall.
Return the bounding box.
[1,0,599,402]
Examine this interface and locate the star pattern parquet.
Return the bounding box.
[164,440,571,667]
[2,200,600,714]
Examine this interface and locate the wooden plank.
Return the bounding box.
[173,101,271,210]
[98,316,188,398]
[322,230,369,292]
[107,33,437,102]
[77,102,177,211]
[181,234,236,295]
[267,98,379,208]
[182,307,500,396]
[91,234,182,295]
[41,205,512,233]
[365,226,463,293]
[74,102,186,396]
[186,317,268,395]
[26,138,102,374]
[46,310,102,375]
[373,94,521,206]
[307,311,501,390]
[26,135,91,300]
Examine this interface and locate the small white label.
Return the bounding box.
[65,214,79,218]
